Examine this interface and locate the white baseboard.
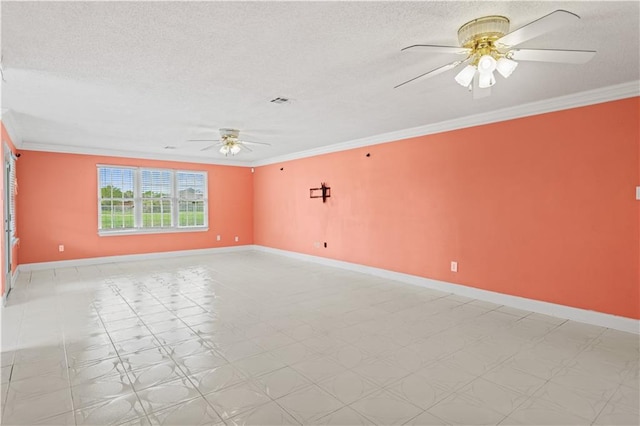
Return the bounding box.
[10,268,19,289]
[252,245,640,334]
[18,245,255,272]
[1,269,19,307]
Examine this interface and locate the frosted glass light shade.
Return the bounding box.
[478,72,496,88]
[477,55,497,74]
[220,143,241,156]
[455,65,476,87]
[496,57,518,78]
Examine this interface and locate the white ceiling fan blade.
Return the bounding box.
[240,144,253,152]
[240,140,271,146]
[394,59,466,89]
[401,44,472,55]
[509,48,596,64]
[200,145,217,151]
[496,10,581,48]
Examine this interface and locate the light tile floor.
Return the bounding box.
[1,251,638,425]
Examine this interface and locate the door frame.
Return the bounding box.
[3,143,14,301]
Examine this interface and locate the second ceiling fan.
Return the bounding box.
[188,128,271,156]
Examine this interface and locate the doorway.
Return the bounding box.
[3,145,14,299]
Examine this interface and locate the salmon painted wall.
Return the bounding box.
[0,122,19,296]
[17,151,253,264]
[254,98,640,319]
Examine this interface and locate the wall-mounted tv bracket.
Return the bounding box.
[310,183,331,203]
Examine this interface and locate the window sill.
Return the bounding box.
[99,227,209,237]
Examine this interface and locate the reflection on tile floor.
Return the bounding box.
[1,251,638,425]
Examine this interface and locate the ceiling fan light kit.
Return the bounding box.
[218,128,242,156]
[457,16,515,89]
[220,142,241,156]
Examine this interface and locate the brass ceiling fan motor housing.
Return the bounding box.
[458,16,510,62]
[220,128,240,140]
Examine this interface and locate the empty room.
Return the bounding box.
[0,1,638,425]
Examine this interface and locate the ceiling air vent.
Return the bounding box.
[270,97,290,104]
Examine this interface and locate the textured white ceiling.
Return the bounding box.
[2,1,639,165]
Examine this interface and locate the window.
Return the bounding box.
[98,166,207,234]
[141,169,172,228]
[99,167,135,230]
[177,172,206,227]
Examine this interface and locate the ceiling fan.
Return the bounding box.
[395,10,596,96]
[187,128,271,156]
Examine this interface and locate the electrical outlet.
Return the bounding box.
[58,244,64,252]
[216,235,221,241]
[450,261,458,272]
[234,236,239,242]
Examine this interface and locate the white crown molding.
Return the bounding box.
[18,245,255,271]
[253,245,640,334]
[0,109,24,148]
[252,81,640,167]
[18,141,254,167]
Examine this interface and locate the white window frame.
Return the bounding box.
[98,165,208,236]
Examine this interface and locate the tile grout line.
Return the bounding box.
[56,273,79,426]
